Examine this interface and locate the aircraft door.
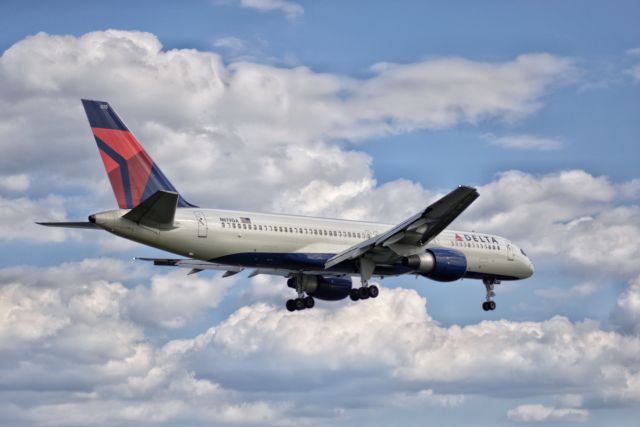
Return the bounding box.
[195,212,207,238]
[506,244,515,261]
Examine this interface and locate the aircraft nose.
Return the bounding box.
[522,258,534,278]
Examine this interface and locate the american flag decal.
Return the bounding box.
[240,217,252,224]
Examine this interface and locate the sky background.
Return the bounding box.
[1,0,639,426]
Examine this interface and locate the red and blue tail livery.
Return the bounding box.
[81,99,196,209]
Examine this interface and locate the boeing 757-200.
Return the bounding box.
[39,100,534,312]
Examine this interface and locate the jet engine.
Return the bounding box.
[402,248,467,282]
[287,275,352,301]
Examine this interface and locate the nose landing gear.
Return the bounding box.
[482,278,500,311]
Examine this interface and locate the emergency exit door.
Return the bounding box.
[195,212,207,238]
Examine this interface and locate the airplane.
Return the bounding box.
[38,100,534,312]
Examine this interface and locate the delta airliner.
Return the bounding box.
[39,100,534,312]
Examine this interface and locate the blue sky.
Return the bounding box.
[1,1,639,426]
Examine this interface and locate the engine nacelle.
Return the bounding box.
[402,248,467,282]
[287,275,352,301]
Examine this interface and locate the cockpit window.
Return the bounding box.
[520,248,527,257]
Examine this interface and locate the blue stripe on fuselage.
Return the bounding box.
[210,252,411,276]
[210,252,521,281]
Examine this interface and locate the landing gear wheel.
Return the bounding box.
[294,298,306,311]
[358,287,370,300]
[304,296,315,309]
[482,278,500,312]
[350,289,360,301]
[368,285,379,298]
[286,299,296,312]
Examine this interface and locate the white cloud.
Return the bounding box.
[0,31,573,214]
[611,274,640,335]
[0,173,30,192]
[0,194,69,241]
[507,404,590,423]
[229,0,304,19]
[0,259,297,426]
[184,288,640,404]
[3,258,640,425]
[126,270,237,328]
[213,36,246,52]
[483,133,563,150]
[459,170,640,276]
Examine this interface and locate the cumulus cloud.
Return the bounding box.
[0,194,70,241]
[483,133,563,150]
[459,170,640,277]
[611,274,640,335]
[0,259,294,426]
[182,289,640,406]
[126,270,237,328]
[4,260,640,425]
[507,404,590,423]
[0,30,573,213]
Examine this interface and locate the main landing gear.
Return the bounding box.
[286,272,315,312]
[349,281,379,301]
[482,277,500,311]
[286,296,315,312]
[351,257,379,302]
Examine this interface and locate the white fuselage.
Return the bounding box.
[93,207,534,281]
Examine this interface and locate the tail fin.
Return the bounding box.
[81,99,197,209]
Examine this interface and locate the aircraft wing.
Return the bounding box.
[324,186,479,270]
[136,258,349,278]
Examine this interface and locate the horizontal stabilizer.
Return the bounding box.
[36,221,100,229]
[123,190,178,227]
